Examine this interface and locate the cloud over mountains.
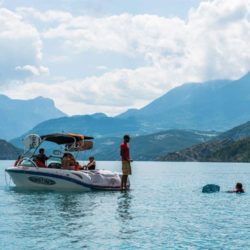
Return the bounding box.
[0,0,249,115]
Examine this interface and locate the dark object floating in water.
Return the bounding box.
[202,184,220,193]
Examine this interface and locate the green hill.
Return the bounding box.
[160,121,250,162]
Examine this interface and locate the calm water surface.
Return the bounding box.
[0,161,250,249]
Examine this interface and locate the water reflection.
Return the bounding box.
[117,191,133,221]
[56,194,80,214]
[54,193,96,220]
[116,191,135,239]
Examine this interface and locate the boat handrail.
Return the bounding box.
[19,157,38,168]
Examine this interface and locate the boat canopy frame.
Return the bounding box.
[21,133,94,159]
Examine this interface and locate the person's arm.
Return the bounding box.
[87,161,95,168]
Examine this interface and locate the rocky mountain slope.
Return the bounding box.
[160,121,250,162]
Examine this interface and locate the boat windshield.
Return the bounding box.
[46,156,62,169]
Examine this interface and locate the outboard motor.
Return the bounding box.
[202,184,220,193]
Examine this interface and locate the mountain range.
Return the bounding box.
[0,95,65,140]
[1,72,250,143]
[118,71,250,132]
[5,121,250,162]
[2,71,250,160]
[10,72,250,144]
[10,113,141,148]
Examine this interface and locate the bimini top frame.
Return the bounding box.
[40,133,94,145]
[22,133,94,157]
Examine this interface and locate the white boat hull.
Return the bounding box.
[6,166,126,191]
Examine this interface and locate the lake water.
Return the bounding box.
[1,161,250,249]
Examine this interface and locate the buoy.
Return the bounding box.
[202,184,220,193]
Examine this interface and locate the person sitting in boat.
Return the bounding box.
[85,156,96,170]
[35,148,48,167]
[62,153,80,170]
[228,182,245,193]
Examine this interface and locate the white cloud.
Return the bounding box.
[42,13,186,61]
[0,65,207,115]
[40,0,250,81]
[0,8,38,39]
[17,7,73,23]
[15,65,49,76]
[0,8,44,81]
[185,0,250,79]
[1,0,250,116]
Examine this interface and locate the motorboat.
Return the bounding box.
[5,133,128,191]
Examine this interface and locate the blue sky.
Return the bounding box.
[0,0,249,115]
[2,0,202,18]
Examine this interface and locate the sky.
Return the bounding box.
[0,0,249,116]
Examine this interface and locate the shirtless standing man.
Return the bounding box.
[120,134,132,190]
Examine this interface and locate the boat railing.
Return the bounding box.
[18,157,38,168]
